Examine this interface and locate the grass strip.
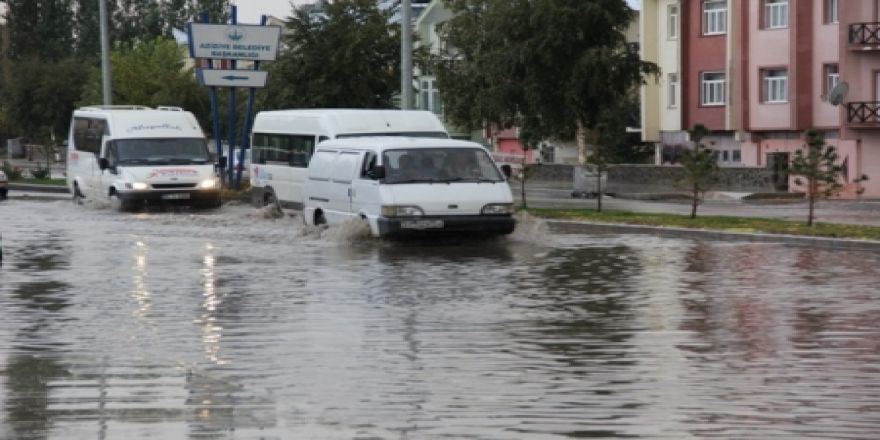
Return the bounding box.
[529,208,880,241]
[11,177,67,186]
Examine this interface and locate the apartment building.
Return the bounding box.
[642,0,880,197]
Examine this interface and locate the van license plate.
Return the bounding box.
[161,193,190,200]
[401,219,444,230]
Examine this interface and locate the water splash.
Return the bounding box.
[319,218,374,243]
[508,211,553,245]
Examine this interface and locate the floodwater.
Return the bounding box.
[1,200,879,439]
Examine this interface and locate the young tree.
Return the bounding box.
[679,124,719,219]
[78,38,209,127]
[4,57,90,145]
[790,129,868,226]
[260,0,405,109]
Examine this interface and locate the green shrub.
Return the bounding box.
[30,166,51,179]
[2,161,23,180]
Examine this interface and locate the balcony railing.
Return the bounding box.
[850,23,880,45]
[847,102,880,126]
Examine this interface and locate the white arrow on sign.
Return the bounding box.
[199,69,269,88]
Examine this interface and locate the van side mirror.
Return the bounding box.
[98,158,110,170]
[218,156,228,169]
[500,164,512,179]
[366,165,386,180]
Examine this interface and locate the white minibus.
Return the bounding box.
[67,106,221,210]
[249,109,448,212]
[302,137,516,237]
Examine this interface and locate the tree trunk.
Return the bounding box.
[807,179,816,227]
[520,156,527,210]
[596,165,603,213]
[691,185,699,219]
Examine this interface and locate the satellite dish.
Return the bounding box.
[828,81,849,106]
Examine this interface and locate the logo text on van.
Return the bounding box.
[146,169,199,179]
[126,123,183,133]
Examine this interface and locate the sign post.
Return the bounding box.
[187,7,281,189]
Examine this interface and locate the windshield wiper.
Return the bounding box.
[119,158,151,164]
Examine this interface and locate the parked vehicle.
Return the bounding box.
[66,106,222,211]
[249,109,448,213]
[0,170,7,199]
[303,137,516,237]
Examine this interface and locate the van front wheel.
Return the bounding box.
[72,183,84,205]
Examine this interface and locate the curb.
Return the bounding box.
[547,219,880,252]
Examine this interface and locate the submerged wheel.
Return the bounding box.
[314,210,327,226]
[264,188,282,212]
[110,191,136,212]
[72,183,84,204]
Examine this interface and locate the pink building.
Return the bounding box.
[643,0,880,197]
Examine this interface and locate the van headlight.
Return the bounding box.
[381,205,425,217]
[126,182,149,190]
[482,203,514,215]
[199,178,219,190]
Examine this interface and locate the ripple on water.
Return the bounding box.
[1,200,880,438]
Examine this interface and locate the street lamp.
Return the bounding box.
[99,0,112,106]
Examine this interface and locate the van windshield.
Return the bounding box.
[114,138,211,165]
[382,148,504,184]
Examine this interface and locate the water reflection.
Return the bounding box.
[2,353,71,440]
[3,203,880,438]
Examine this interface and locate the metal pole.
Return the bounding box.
[99,0,112,105]
[236,14,268,188]
[227,6,238,188]
[400,0,413,110]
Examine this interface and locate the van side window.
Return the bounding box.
[72,117,106,154]
[360,152,377,179]
[251,133,315,167]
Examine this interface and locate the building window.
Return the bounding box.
[702,0,727,35]
[762,69,788,103]
[668,73,679,108]
[764,0,788,29]
[668,5,679,39]
[701,72,726,106]
[419,78,443,115]
[732,150,742,162]
[825,0,839,24]
[824,64,840,97]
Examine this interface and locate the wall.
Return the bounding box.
[812,0,840,129]
[683,0,728,130]
[747,0,792,131]
[606,164,778,193]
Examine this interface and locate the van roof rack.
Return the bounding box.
[79,105,152,111]
[157,106,184,112]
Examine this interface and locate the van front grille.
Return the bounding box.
[151,183,197,189]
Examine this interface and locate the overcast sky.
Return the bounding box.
[232,0,641,24]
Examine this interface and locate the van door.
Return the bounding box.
[351,151,380,217]
[327,151,362,221]
[99,140,118,197]
[71,117,107,195]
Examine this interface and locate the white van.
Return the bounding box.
[66,106,221,210]
[303,137,516,237]
[249,109,448,212]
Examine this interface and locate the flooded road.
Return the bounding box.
[1,200,880,439]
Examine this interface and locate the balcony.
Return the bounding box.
[847,102,880,127]
[850,23,880,50]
